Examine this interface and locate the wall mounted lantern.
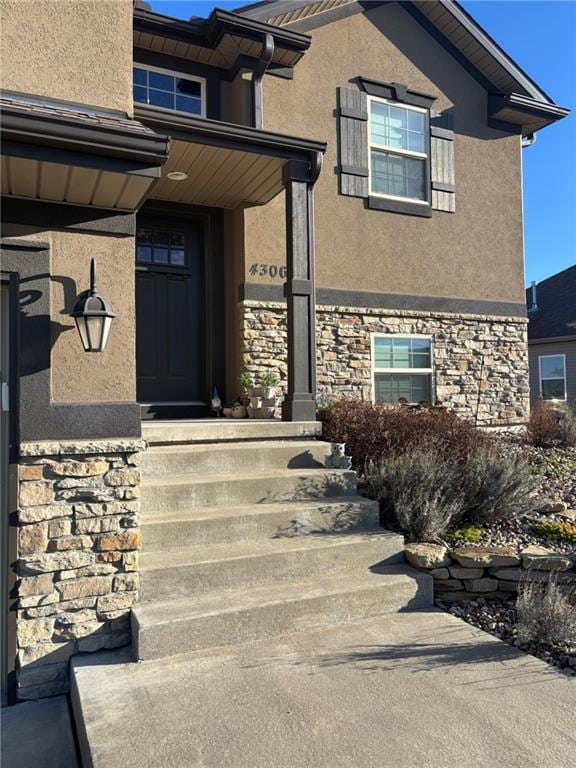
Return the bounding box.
[71,259,116,352]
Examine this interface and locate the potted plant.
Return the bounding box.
[239,371,258,403]
[260,373,279,401]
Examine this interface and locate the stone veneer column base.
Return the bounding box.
[240,301,529,426]
[15,438,144,700]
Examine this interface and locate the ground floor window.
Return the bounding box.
[372,334,433,404]
[539,354,566,401]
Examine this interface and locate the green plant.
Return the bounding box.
[516,576,576,647]
[460,448,538,524]
[448,524,482,544]
[366,441,465,542]
[527,398,559,447]
[530,520,576,545]
[260,373,279,388]
[239,371,254,391]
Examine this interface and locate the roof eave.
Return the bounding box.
[489,93,570,136]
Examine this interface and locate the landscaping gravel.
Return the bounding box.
[436,596,576,675]
[448,513,576,555]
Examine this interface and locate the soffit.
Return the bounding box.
[149,140,286,208]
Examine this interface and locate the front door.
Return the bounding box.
[136,220,207,417]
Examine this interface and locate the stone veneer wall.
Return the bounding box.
[405,544,576,603]
[240,301,529,426]
[15,439,143,700]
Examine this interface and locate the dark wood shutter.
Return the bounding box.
[338,87,369,198]
[430,111,455,212]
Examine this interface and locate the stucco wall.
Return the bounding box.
[0,0,133,115]
[244,2,525,305]
[2,226,135,403]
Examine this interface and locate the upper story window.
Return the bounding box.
[369,97,429,204]
[539,354,566,401]
[133,66,205,117]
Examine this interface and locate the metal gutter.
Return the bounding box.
[1,102,169,166]
[134,105,326,161]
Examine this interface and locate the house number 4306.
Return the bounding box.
[249,263,287,280]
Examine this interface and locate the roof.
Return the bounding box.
[526,265,576,341]
[235,0,569,132]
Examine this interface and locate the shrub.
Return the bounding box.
[460,449,538,524]
[516,576,576,647]
[530,520,576,545]
[366,442,465,542]
[527,398,559,446]
[559,405,576,448]
[448,524,482,545]
[322,400,490,472]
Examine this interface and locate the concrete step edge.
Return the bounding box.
[141,467,356,488]
[134,567,429,628]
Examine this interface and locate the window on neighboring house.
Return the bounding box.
[372,335,433,404]
[539,354,566,401]
[369,98,429,203]
[133,66,205,117]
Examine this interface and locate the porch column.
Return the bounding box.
[282,156,321,422]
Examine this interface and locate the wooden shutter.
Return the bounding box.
[430,111,455,212]
[338,87,369,198]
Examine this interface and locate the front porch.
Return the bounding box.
[135,106,327,423]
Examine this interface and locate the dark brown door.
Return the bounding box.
[136,221,206,416]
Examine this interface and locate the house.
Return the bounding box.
[0,0,568,709]
[526,265,576,407]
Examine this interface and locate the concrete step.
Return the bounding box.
[132,566,432,660]
[141,468,357,513]
[139,532,404,601]
[142,419,322,446]
[141,439,331,477]
[142,497,380,549]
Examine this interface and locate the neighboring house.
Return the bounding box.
[526,265,576,407]
[0,0,568,704]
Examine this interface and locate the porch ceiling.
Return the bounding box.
[0,154,158,211]
[149,140,285,208]
[136,105,327,210]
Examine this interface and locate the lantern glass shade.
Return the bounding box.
[70,259,116,352]
[74,314,114,353]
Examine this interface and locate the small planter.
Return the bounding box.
[261,387,277,400]
[232,405,247,419]
[248,387,264,399]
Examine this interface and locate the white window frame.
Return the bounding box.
[367,96,429,205]
[538,354,567,402]
[371,333,434,405]
[133,63,206,119]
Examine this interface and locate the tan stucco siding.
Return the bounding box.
[0,0,133,114]
[244,2,525,305]
[528,339,576,406]
[1,226,135,403]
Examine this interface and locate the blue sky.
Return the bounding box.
[148,0,576,286]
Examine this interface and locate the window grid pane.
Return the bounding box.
[371,150,426,201]
[132,68,203,115]
[540,356,565,379]
[374,337,431,370]
[542,379,565,400]
[136,229,187,266]
[374,373,431,404]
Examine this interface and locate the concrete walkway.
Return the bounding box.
[73,611,575,768]
[1,695,79,768]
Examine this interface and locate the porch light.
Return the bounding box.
[71,259,116,352]
[167,171,188,181]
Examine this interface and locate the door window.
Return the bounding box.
[136,229,186,267]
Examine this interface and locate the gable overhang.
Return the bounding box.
[134,104,326,209]
[0,97,169,212]
[237,0,570,134]
[133,7,311,74]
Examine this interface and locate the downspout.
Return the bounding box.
[252,33,274,130]
[522,132,537,148]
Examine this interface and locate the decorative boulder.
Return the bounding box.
[404,543,451,569]
[537,499,568,514]
[451,546,520,568]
